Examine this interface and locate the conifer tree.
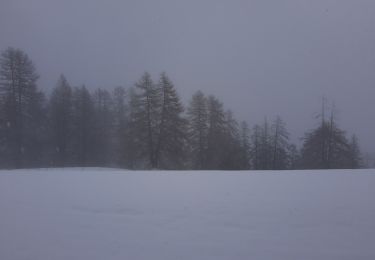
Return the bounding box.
[206,95,226,169]
[250,124,261,170]
[239,121,251,169]
[259,118,272,170]
[112,86,133,167]
[270,116,290,170]
[220,110,243,169]
[301,105,359,169]
[48,74,73,166]
[132,72,161,168]
[71,85,95,166]
[348,135,362,169]
[0,47,43,167]
[123,87,144,168]
[154,72,186,169]
[187,90,208,169]
[92,88,114,165]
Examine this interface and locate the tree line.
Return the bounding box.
[0,47,363,170]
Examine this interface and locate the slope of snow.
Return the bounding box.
[0,168,375,260]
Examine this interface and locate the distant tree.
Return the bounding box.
[301,106,360,169]
[0,97,5,166]
[206,95,226,169]
[92,88,114,165]
[287,144,300,170]
[238,121,251,169]
[24,89,47,167]
[362,153,375,169]
[131,72,161,168]
[250,124,261,170]
[348,135,362,169]
[123,87,144,168]
[71,85,96,166]
[259,118,272,170]
[112,86,133,168]
[250,117,296,170]
[187,90,208,169]
[270,116,290,170]
[48,74,73,166]
[220,110,243,169]
[112,87,128,131]
[154,72,187,169]
[0,47,44,168]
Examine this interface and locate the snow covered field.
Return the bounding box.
[0,168,375,260]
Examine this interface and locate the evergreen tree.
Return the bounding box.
[259,118,272,170]
[220,110,243,169]
[71,85,95,166]
[92,88,114,165]
[270,116,290,170]
[123,87,144,168]
[239,121,251,169]
[0,47,43,168]
[154,72,186,169]
[206,95,226,169]
[250,124,261,170]
[287,144,300,170]
[24,89,47,167]
[132,72,161,168]
[300,107,359,169]
[187,90,208,169]
[48,74,73,166]
[112,86,133,167]
[348,135,362,169]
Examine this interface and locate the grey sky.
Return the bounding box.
[1,0,375,154]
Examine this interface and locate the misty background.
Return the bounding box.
[1,0,374,154]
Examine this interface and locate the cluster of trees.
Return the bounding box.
[301,106,362,169]
[0,47,364,170]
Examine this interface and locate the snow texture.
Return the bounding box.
[1,168,375,260]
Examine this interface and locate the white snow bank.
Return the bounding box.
[0,168,375,260]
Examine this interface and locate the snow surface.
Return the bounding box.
[1,168,375,260]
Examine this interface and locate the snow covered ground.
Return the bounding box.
[0,168,375,260]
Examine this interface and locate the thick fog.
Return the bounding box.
[1,0,374,154]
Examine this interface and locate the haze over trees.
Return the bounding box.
[0,47,45,168]
[300,103,363,169]
[0,48,364,170]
